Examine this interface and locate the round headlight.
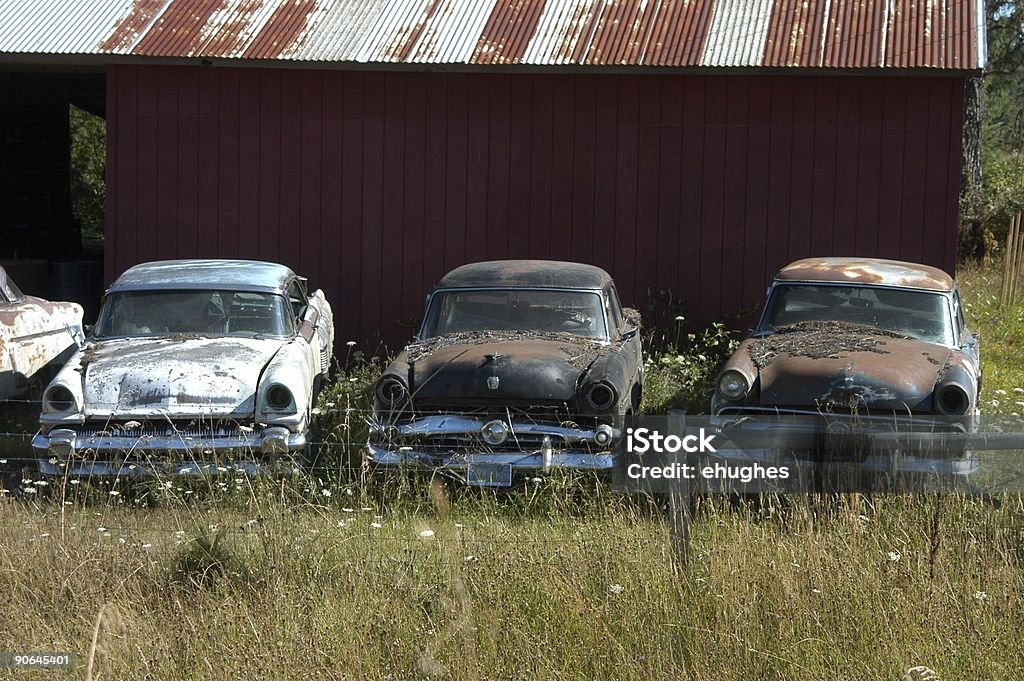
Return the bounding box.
[480,419,509,446]
[935,384,969,415]
[44,385,76,412]
[376,376,409,407]
[266,384,294,410]
[585,383,617,411]
[717,370,749,401]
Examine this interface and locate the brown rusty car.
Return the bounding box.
[0,265,83,400]
[710,257,980,477]
[367,260,643,487]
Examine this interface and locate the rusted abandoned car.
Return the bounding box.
[32,259,334,477]
[368,260,643,486]
[711,257,980,477]
[1,265,83,400]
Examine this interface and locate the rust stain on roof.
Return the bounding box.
[473,0,546,64]
[99,0,168,53]
[19,0,976,69]
[201,0,268,57]
[133,0,227,56]
[775,257,955,292]
[243,0,319,58]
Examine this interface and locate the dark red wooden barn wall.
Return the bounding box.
[105,65,965,349]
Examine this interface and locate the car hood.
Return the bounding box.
[739,328,952,411]
[401,335,605,404]
[76,337,283,418]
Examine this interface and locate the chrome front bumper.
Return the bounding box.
[31,426,306,477]
[706,413,978,479]
[366,414,617,485]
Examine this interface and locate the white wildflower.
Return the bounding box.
[321,489,332,497]
[370,522,382,529]
[608,584,625,595]
[974,590,988,601]
[888,550,901,562]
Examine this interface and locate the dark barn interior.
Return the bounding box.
[0,71,105,319]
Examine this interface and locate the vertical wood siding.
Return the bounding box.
[105,65,965,348]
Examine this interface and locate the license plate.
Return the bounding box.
[464,462,513,487]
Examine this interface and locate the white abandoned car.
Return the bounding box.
[32,259,334,477]
[0,264,83,400]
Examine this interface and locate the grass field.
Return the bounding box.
[1,264,1023,680]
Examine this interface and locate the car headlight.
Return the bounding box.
[717,370,749,401]
[43,385,76,413]
[264,383,296,413]
[934,384,969,415]
[375,376,409,408]
[585,382,617,411]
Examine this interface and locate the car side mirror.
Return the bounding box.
[621,326,638,342]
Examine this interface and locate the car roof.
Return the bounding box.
[434,260,613,290]
[774,257,954,293]
[108,259,296,294]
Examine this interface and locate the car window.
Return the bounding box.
[94,290,293,338]
[287,280,306,320]
[0,274,23,303]
[952,290,966,338]
[760,283,955,346]
[421,288,608,340]
[607,287,624,331]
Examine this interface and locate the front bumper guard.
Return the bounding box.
[31,426,305,477]
[366,414,618,484]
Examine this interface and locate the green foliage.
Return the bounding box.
[640,321,739,414]
[964,3,1024,259]
[170,530,248,590]
[69,105,106,240]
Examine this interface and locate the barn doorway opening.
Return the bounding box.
[0,71,105,322]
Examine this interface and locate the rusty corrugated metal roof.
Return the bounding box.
[0,0,985,69]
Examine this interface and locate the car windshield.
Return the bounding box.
[759,283,954,346]
[420,288,608,340]
[93,290,293,338]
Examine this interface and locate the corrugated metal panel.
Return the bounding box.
[701,0,774,67]
[0,0,983,70]
[106,66,965,347]
[0,0,132,54]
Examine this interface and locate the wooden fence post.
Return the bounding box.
[666,410,691,573]
[1015,212,1024,305]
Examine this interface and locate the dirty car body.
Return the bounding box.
[711,257,981,479]
[0,265,83,400]
[368,260,643,487]
[32,260,334,477]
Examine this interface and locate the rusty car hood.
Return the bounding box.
[738,326,952,411]
[401,333,605,404]
[75,336,283,418]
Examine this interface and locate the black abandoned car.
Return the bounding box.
[367,260,643,486]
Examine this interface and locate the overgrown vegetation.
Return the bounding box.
[69,104,105,242]
[2,244,1023,681]
[962,2,1024,260]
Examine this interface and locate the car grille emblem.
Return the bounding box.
[487,376,500,390]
